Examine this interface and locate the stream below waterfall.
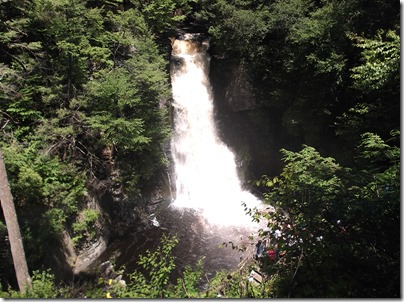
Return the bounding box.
[91,201,259,287]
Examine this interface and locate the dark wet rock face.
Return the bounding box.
[223,62,256,112]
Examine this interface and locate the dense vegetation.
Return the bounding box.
[0,0,400,298]
[0,0,181,288]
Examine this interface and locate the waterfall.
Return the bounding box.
[170,34,260,227]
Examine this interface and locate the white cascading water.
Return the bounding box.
[170,34,261,227]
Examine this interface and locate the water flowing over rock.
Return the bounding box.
[170,33,261,227]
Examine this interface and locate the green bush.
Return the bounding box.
[72,208,100,247]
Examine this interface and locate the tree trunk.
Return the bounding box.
[0,149,32,292]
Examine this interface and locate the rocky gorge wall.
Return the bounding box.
[208,56,294,182]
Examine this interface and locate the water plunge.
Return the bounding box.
[170,34,261,227]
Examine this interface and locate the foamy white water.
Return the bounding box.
[170,34,261,226]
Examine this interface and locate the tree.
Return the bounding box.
[0,0,175,287]
[0,149,31,292]
[252,130,400,297]
[334,29,400,160]
[349,30,399,92]
[139,0,187,34]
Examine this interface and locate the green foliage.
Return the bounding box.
[84,68,140,114]
[287,0,354,74]
[30,0,113,100]
[170,258,204,298]
[1,0,173,286]
[334,30,399,153]
[203,0,270,59]
[0,239,264,299]
[2,142,85,212]
[334,102,380,140]
[86,233,179,298]
[1,140,86,266]
[141,0,186,33]
[88,116,149,151]
[255,146,346,286]
[72,209,100,246]
[349,30,399,92]
[26,270,59,298]
[1,269,61,298]
[124,233,178,298]
[91,235,245,299]
[206,271,250,298]
[0,221,6,233]
[252,130,400,297]
[202,268,280,299]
